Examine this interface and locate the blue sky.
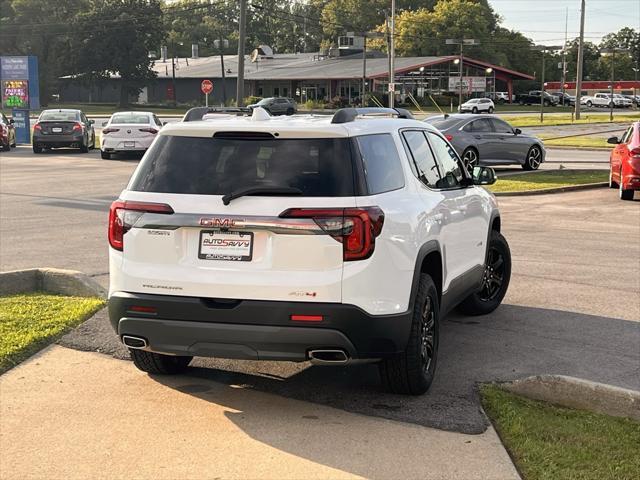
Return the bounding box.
[488,0,640,45]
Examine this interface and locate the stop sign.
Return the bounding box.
[201,79,213,95]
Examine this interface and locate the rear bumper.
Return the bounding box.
[108,292,412,361]
[33,133,84,147]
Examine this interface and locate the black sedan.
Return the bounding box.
[32,109,96,153]
[425,114,546,170]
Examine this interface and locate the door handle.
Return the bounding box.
[474,135,482,139]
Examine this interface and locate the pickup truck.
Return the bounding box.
[516,91,559,107]
[580,93,630,108]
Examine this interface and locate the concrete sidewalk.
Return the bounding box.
[0,346,519,480]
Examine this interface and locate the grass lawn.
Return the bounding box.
[541,136,613,149]
[481,385,640,480]
[0,293,104,373]
[488,169,608,193]
[503,113,640,128]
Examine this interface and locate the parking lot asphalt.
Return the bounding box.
[2,146,639,434]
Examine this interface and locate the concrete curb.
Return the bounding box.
[500,375,640,421]
[0,268,106,298]
[544,146,612,152]
[493,182,607,196]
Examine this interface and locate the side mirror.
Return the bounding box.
[607,136,620,145]
[472,166,497,185]
[514,128,522,135]
[9,118,14,124]
[102,121,108,127]
[89,119,95,125]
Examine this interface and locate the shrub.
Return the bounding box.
[244,96,262,105]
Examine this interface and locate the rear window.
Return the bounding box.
[39,111,79,122]
[129,135,355,196]
[110,113,150,124]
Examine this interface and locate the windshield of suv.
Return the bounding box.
[39,111,79,122]
[129,135,355,196]
[466,99,479,103]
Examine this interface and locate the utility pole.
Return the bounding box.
[215,37,228,105]
[362,37,367,107]
[535,45,562,123]
[236,0,247,106]
[171,51,176,106]
[601,47,630,121]
[575,0,586,120]
[561,7,568,105]
[389,0,396,108]
[459,43,463,109]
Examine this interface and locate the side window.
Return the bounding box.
[153,115,162,126]
[355,134,405,194]
[402,130,441,188]
[426,132,465,189]
[491,119,514,134]
[621,127,633,144]
[466,119,493,133]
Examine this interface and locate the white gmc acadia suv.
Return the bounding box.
[108,107,511,395]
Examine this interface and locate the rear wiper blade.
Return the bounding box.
[222,186,303,205]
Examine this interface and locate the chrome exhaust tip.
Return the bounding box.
[122,335,148,349]
[308,349,349,364]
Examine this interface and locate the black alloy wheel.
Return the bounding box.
[479,246,506,302]
[523,145,542,170]
[462,148,479,170]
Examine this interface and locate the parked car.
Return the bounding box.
[459,98,495,114]
[247,97,297,115]
[613,94,633,108]
[100,111,163,159]
[107,106,511,395]
[581,92,627,108]
[553,92,576,106]
[621,94,639,107]
[182,106,253,122]
[493,92,514,104]
[516,91,559,106]
[0,112,16,151]
[608,122,640,200]
[425,114,545,171]
[32,109,95,153]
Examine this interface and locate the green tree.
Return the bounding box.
[73,0,164,107]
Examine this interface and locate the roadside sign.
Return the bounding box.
[201,79,213,95]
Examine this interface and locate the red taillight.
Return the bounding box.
[33,123,41,131]
[291,315,323,322]
[102,127,120,134]
[280,207,384,261]
[445,134,453,141]
[139,128,158,134]
[72,122,83,132]
[630,147,640,157]
[108,200,174,251]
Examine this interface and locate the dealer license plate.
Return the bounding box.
[52,127,62,133]
[124,141,135,148]
[198,230,253,261]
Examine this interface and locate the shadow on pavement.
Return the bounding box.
[130,304,640,434]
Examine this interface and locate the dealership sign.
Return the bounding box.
[0,55,39,110]
[448,76,487,93]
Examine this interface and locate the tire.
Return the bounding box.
[522,145,543,170]
[379,273,439,395]
[1,140,9,152]
[488,106,494,114]
[518,100,525,106]
[100,150,111,160]
[472,107,478,114]
[586,101,593,107]
[286,108,294,115]
[462,147,479,170]
[498,98,505,104]
[33,145,43,154]
[543,100,550,107]
[458,231,511,316]
[619,170,634,200]
[129,349,192,375]
[10,135,16,148]
[80,140,89,153]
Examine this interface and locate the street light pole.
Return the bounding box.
[458,43,463,109]
[446,39,479,110]
[534,45,562,123]
[389,0,396,108]
[236,0,247,106]
[575,0,586,120]
[601,47,631,122]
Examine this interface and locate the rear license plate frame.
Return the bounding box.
[198,230,253,261]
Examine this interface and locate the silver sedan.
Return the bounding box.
[425,114,545,170]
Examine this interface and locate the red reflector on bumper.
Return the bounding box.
[130,305,157,313]
[291,315,323,322]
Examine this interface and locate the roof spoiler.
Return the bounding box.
[331,107,415,124]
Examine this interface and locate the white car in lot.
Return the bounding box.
[459,98,495,114]
[100,112,163,159]
[107,107,511,395]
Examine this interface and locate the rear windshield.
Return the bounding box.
[39,111,79,122]
[129,135,355,196]
[424,117,464,130]
[111,113,150,124]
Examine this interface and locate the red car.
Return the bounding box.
[0,112,16,151]
[609,122,640,200]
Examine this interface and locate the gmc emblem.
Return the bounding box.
[199,218,239,228]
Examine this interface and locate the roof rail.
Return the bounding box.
[331,107,415,124]
[183,106,253,122]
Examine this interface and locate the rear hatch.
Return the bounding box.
[111,132,364,303]
[104,123,157,146]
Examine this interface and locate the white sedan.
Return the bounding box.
[100,112,163,159]
[459,98,495,114]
